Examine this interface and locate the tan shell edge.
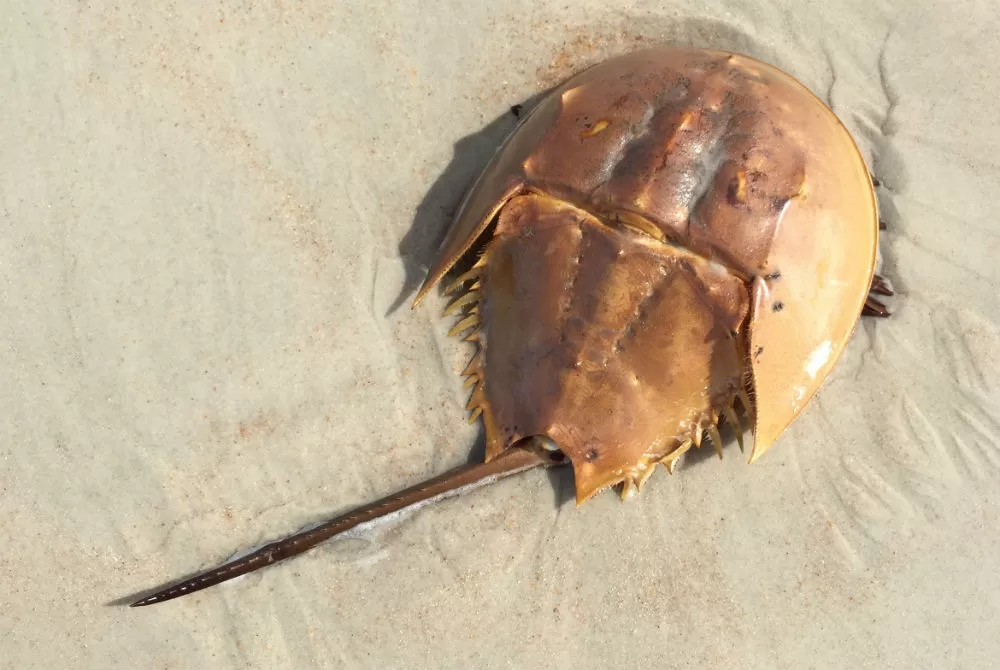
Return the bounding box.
[411,182,522,307]
[743,57,878,463]
[411,78,571,308]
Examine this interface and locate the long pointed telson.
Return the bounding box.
[130,441,563,607]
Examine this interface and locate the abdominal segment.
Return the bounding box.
[477,194,750,501]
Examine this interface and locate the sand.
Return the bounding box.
[3,1,999,668]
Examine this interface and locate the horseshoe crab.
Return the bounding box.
[130,47,892,606]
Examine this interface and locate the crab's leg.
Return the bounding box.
[863,273,894,318]
[862,298,890,318]
[130,445,552,607]
[869,273,893,297]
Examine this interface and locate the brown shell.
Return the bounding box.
[415,47,877,503]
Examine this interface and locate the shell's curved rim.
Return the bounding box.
[730,50,879,461]
[411,57,603,307]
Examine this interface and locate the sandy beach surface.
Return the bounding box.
[3,1,999,668]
